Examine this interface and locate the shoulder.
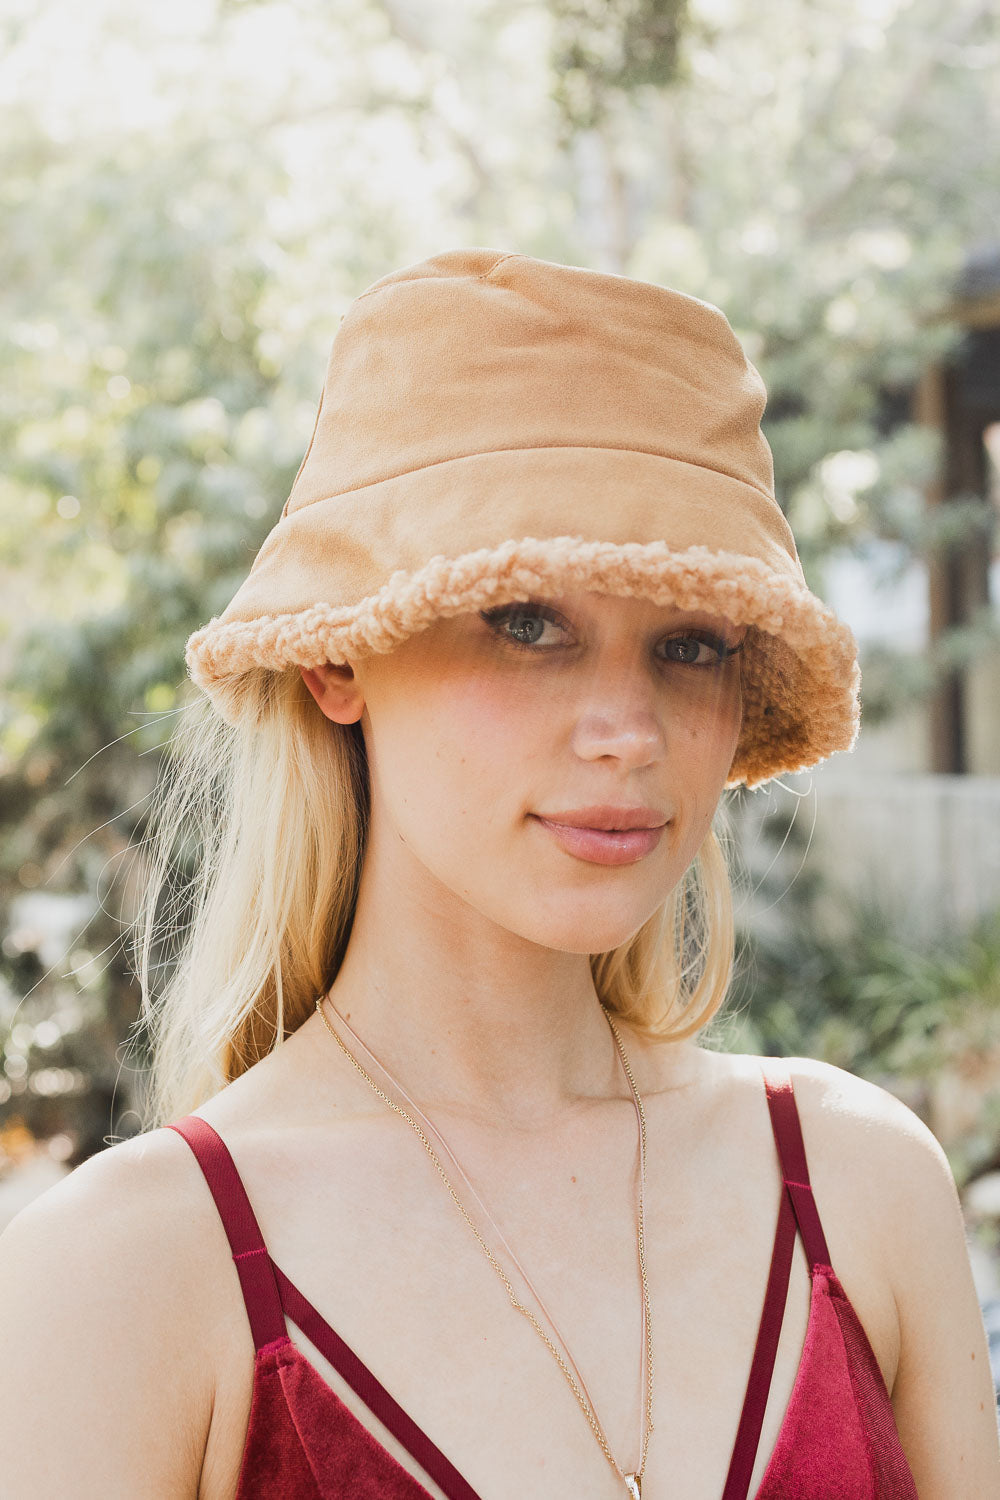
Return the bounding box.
[704,1052,963,1313]
[778,1056,955,1218]
[696,1046,943,1163]
[756,1056,956,1258]
[768,1059,979,1360]
[0,1125,225,1497]
[0,1117,227,1280]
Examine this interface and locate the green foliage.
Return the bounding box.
[549,0,689,133]
[1,0,999,1154]
[710,802,1000,1186]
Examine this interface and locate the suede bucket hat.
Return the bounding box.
[186,247,860,788]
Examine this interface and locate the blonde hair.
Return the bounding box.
[134,668,738,1129]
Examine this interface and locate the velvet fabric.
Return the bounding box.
[755,1270,919,1497]
[167,1064,918,1499]
[234,1339,434,1498]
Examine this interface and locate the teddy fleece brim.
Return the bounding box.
[186,534,860,790]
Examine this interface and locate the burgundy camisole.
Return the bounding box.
[167,1061,919,1498]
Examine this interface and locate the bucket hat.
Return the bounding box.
[185,246,860,788]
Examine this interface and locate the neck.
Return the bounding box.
[325,933,625,1130]
[317,797,698,1126]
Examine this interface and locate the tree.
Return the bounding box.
[2,0,998,1156]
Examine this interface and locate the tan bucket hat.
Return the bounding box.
[186,247,860,788]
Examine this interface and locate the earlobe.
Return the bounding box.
[299,663,366,725]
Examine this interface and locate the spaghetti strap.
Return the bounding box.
[169,1115,484,1500]
[167,1115,289,1352]
[272,1265,485,1500]
[720,1180,797,1498]
[759,1062,832,1272]
[721,1060,832,1500]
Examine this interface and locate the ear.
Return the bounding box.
[300,663,366,725]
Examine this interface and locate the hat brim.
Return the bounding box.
[187,529,859,790]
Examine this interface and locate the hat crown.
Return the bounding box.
[285,247,779,527]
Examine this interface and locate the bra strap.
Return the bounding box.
[760,1062,832,1272]
[720,1060,832,1499]
[272,1265,486,1500]
[167,1116,288,1352]
[720,1166,797,1498]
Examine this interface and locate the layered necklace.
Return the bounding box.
[315,992,655,1497]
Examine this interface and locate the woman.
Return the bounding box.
[1,248,997,1498]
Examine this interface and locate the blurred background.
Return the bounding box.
[2,0,999,1396]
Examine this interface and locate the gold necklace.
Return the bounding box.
[315,992,655,1496]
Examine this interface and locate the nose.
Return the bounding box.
[569,655,666,770]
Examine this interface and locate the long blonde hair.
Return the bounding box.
[134,667,738,1129]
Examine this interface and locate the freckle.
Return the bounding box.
[571,1175,577,1183]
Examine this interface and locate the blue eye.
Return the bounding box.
[479,605,745,665]
[479,603,565,650]
[659,634,740,667]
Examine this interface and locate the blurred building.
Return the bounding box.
[826,242,1000,779]
[919,242,1000,777]
[754,247,1000,928]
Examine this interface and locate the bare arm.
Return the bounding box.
[882,1107,1000,1495]
[0,1131,215,1499]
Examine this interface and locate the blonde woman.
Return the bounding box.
[2,249,997,1499]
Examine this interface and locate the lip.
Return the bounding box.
[530,810,668,866]
[534,805,668,831]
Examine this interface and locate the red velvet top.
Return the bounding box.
[168,1062,919,1498]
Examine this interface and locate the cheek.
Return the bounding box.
[673,666,742,752]
[367,673,522,837]
[668,682,742,844]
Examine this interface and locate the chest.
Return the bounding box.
[194,1101,896,1499]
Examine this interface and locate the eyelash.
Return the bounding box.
[479,603,743,665]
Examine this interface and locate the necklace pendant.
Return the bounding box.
[624,1476,641,1499]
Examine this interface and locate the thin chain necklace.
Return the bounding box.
[315,991,655,1497]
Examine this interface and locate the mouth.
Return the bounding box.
[529,812,668,866]
[533,805,668,832]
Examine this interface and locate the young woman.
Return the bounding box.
[1,248,997,1499]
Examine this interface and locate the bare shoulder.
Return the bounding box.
[779,1056,956,1230]
[765,1055,999,1484]
[738,1055,957,1270]
[780,1052,937,1139]
[0,1124,227,1499]
[690,1049,952,1262]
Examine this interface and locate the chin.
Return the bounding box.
[511,902,660,957]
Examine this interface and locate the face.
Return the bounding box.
[301,591,744,956]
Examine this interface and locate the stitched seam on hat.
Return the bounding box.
[281,383,325,519]
[349,251,520,307]
[284,444,778,507]
[479,251,521,280]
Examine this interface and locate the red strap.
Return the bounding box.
[721,1187,797,1500]
[169,1116,484,1500]
[167,1116,288,1351]
[273,1266,485,1500]
[720,1061,833,1499]
[761,1064,832,1272]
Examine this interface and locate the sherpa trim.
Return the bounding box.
[186,537,860,790]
